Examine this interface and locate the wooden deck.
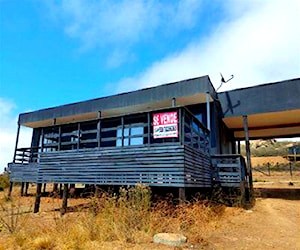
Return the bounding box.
[8,143,211,187]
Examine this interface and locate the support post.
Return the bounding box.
[206,92,211,131]
[53,183,58,193]
[179,187,186,202]
[95,185,100,198]
[147,112,151,145]
[8,182,13,197]
[289,162,293,177]
[61,184,69,215]
[20,182,25,196]
[43,183,46,193]
[243,115,253,191]
[34,183,42,213]
[25,182,29,196]
[13,123,21,163]
[172,97,176,108]
[237,140,241,154]
[97,111,101,148]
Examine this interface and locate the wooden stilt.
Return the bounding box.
[43,183,46,193]
[59,184,63,198]
[237,140,241,154]
[61,184,69,215]
[179,187,186,202]
[8,182,13,197]
[20,182,25,196]
[25,182,29,196]
[69,184,76,198]
[34,183,42,213]
[243,115,253,191]
[53,183,58,192]
[95,185,100,197]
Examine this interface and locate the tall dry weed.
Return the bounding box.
[1,185,225,249]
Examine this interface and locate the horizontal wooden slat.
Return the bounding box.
[9,144,212,188]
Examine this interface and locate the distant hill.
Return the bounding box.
[241,140,300,157]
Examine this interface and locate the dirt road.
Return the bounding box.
[208,198,300,249]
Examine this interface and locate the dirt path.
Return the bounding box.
[208,198,300,249]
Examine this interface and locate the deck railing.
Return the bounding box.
[211,154,248,187]
[14,147,39,164]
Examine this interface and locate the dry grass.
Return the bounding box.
[0,185,225,249]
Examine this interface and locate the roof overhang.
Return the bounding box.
[20,76,215,128]
[224,109,300,139]
[218,78,300,139]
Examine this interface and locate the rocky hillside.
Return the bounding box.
[241,140,300,157]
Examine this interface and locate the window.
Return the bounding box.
[117,123,144,147]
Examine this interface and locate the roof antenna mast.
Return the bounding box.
[217,73,234,92]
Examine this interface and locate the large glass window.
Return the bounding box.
[117,123,144,147]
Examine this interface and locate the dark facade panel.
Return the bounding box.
[218,78,300,118]
[9,144,211,187]
[19,75,215,125]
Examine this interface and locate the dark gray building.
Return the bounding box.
[7,75,300,211]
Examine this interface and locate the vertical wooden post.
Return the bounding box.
[147,112,151,145]
[25,182,29,196]
[172,97,176,107]
[8,182,13,197]
[53,183,58,192]
[13,123,21,163]
[237,140,241,154]
[97,111,101,148]
[34,183,42,213]
[77,123,80,150]
[58,126,61,151]
[243,115,253,191]
[121,116,125,146]
[95,185,100,197]
[43,183,47,193]
[178,108,183,145]
[206,92,211,131]
[20,182,25,196]
[61,184,69,215]
[179,187,186,202]
[59,184,63,198]
[41,128,44,152]
[289,162,293,177]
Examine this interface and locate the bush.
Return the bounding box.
[0,173,10,191]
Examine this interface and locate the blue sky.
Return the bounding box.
[0,0,300,171]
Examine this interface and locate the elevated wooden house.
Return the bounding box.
[7,76,300,212]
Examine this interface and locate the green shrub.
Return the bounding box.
[0,173,10,191]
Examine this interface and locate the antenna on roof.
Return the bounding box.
[216,73,234,91]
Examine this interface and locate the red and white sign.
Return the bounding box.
[153,111,178,139]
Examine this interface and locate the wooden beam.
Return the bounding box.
[179,187,186,202]
[34,183,42,213]
[61,184,69,215]
[20,182,25,196]
[13,123,21,163]
[8,182,13,197]
[172,97,176,107]
[25,182,29,196]
[243,115,253,191]
[206,92,211,131]
[97,111,101,148]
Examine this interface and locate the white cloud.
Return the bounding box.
[0,98,32,173]
[46,0,204,64]
[114,0,300,92]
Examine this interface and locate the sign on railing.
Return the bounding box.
[153,111,178,139]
